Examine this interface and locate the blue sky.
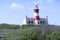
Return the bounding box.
[0,0,60,25]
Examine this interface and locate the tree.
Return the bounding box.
[50,32,60,40]
[3,27,39,40]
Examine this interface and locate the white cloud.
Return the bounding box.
[10,3,24,10]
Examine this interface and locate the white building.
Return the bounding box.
[23,4,48,25]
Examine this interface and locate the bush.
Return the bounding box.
[3,27,46,40]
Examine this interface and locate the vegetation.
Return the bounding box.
[0,23,20,29]
[3,27,46,40]
[51,32,60,40]
[0,24,59,40]
[3,26,60,40]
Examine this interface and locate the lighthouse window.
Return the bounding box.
[38,22,39,24]
[28,21,30,23]
[31,21,33,23]
[40,21,42,24]
[43,21,45,24]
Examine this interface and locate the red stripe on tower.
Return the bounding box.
[34,3,40,24]
[34,3,40,20]
[34,9,39,13]
[34,16,40,20]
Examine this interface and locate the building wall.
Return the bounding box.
[23,17,48,25]
[26,18,35,25]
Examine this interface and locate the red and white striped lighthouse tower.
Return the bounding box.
[34,3,40,24]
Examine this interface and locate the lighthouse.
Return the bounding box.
[23,4,48,25]
[34,3,40,25]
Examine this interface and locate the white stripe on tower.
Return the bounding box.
[34,3,40,25]
[34,13,39,16]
